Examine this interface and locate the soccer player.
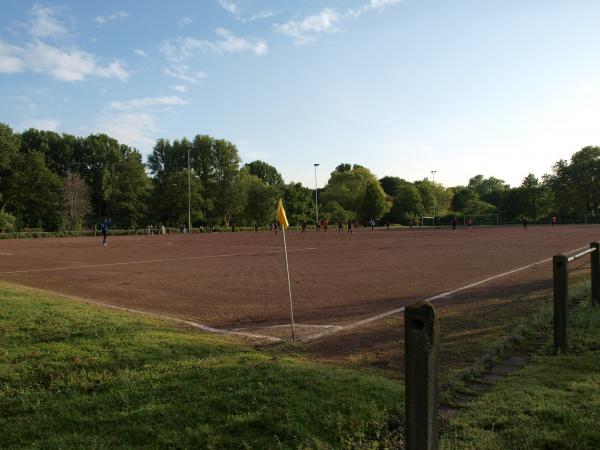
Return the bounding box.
[338,221,343,233]
[301,221,307,233]
[521,216,528,230]
[347,219,353,234]
[101,218,111,246]
[369,218,375,230]
[552,216,557,229]
[452,217,458,230]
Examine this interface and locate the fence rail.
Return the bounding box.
[405,240,599,449]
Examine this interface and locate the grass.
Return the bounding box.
[440,281,600,450]
[0,283,404,449]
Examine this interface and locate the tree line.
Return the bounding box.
[0,122,599,232]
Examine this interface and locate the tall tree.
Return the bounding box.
[62,172,92,230]
[284,182,313,225]
[107,147,150,228]
[3,151,63,230]
[244,160,284,188]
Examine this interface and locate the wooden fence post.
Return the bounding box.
[553,254,568,353]
[591,242,599,306]
[405,301,439,450]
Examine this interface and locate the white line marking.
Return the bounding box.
[300,245,590,342]
[0,247,317,275]
[0,253,13,256]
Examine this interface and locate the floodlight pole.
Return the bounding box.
[431,170,437,226]
[314,163,320,224]
[188,147,192,232]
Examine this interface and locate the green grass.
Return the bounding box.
[440,285,600,450]
[0,284,404,449]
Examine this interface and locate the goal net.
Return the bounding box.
[420,216,435,227]
[464,214,499,226]
[584,214,600,224]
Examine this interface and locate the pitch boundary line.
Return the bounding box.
[0,247,317,275]
[300,245,590,342]
[0,253,13,256]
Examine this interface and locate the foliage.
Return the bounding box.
[243,175,280,225]
[0,208,16,232]
[3,151,64,230]
[322,165,390,221]
[61,173,92,230]
[244,160,284,188]
[284,182,314,225]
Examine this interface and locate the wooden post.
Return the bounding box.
[405,301,439,450]
[553,254,568,353]
[591,242,600,306]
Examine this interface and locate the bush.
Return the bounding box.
[0,209,16,232]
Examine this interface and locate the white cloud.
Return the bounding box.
[98,111,157,150]
[178,17,193,28]
[217,0,278,23]
[276,1,403,45]
[28,3,68,39]
[160,28,268,60]
[134,48,148,57]
[170,84,188,93]
[218,0,238,15]
[94,95,188,151]
[96,11,129,25]
[367,0,402,10]
[0,40,25,73]
[19,118,60,131]
[274,9,341,45]
[0,39,129,81]
[163,64,207,84]
[108,96,188,111]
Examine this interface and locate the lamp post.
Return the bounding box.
[188,147,191,232]
[431,170,437,226]
[314,163,320,224]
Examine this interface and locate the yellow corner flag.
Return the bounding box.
[277,198,289,228]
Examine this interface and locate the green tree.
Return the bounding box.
[76,134,122,219]
[361,179,391,221]
[467,175,508,206]
[207,139,242,224]
[379,176,408,198]
[387,184,424,223]
[335,163,352,173]
[244,160,284,188]
[3,151,63,229]
[0,209,16,232]
[107,148,150,228]
[284,182,313,225]
[243,176,280,225]
[152,170,203,226]
[451,187,479,212]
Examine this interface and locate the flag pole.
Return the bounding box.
[281,224,296,342]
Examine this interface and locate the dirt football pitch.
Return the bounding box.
[1,225,599,344]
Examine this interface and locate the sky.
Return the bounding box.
[1,0,600,189]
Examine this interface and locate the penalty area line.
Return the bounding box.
[301,244,589,342]
[0,247,317,275]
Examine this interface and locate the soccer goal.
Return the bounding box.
[464,214,499,226]
[584,213,600,224]
[420,216,435,227]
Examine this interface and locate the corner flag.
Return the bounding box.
[276,198,295,342]
[277,198,289,228]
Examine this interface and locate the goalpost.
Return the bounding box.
[463,214,499,226]
[584,213,600,224]
[420,216,435,227]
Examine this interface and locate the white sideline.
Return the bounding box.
[0,247,317,274]
[300,245,590,342]
[0,253,13,256]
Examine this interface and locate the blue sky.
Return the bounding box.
[1,0,600,188]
